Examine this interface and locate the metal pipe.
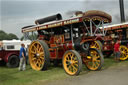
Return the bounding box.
[90,20,93,36]
[71,24,74,44]
[119,0,125,23]
[102,21,105,36]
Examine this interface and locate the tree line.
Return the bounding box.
[0,30,19,41]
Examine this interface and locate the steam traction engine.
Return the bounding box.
[102,22,128,60]
[22,10,111,75]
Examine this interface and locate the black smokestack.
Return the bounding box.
[35,13,62,25]
[119,0,125,23]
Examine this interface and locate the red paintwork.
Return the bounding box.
[104,23,128,31]
[103,44,113,51]
[50,49,57,59]
[49,42,73,59]
[58,48,65,59]
[0,50,19,62]
[95,36,104,41]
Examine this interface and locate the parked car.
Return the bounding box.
[0,40,31,68]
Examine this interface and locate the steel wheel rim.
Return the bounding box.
[85,50,101,70]
[29,41,45,71]
[90,41,101,50]
[63,52,79,75]
[119,45,128,60]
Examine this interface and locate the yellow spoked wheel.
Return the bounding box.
[29,40,50,71]
[84,48,104,70]
[119,45,128,60]
[62,50,82,76]
[90,40,102,51]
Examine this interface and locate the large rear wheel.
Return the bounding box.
[62,50,82,76]
[29,40,50,71]
[119,45,128,60]
[83,48,104,71]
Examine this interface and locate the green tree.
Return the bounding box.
[0,30,8,40]
[8,33,18,40]
[0,30,19,40]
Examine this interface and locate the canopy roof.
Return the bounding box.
[103,22,128,31]
[22,10,112,33]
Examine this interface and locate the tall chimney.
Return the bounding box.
[119,0,125,23]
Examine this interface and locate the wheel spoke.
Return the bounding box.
[31,47,36,53]
[74,63,78,67]
[95,61,100,67]
[72,65,77,72]
[95,60,100,63]
[96,56,100,59]
[33,45,37,50]
[94,43,97,47]
[31,53,35,57]
[90,41,101,50]
[31,50,36,54]
[66,56,70,61]
[70,54,74,61]
[92,61,96,68]
[32,57,36,61]
[37,44,39,51]
[40,53,44,57]
[40,56,44,60]
[39,47,42,52]
[68,65,72,71]
[74,61,78,64]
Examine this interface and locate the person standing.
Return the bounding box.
[114,40,120,62]
[19,43,26,71]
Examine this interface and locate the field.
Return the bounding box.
[0,57,128,85]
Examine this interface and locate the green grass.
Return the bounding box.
[0,57,128,85]
[103,57,128,69]
[0,65,68,85]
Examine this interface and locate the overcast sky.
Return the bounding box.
[0,0,128,38]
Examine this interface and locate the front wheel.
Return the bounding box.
[83,48,104,71]
[62,50,82,76]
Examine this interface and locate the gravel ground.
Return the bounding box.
[44,63,128,85]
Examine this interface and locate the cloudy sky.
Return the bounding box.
[0,0,128,38]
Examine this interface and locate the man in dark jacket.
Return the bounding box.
[19,43,26,71]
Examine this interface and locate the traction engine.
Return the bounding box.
[22,10,112,75]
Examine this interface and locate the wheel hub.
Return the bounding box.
[36,53,40,57]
